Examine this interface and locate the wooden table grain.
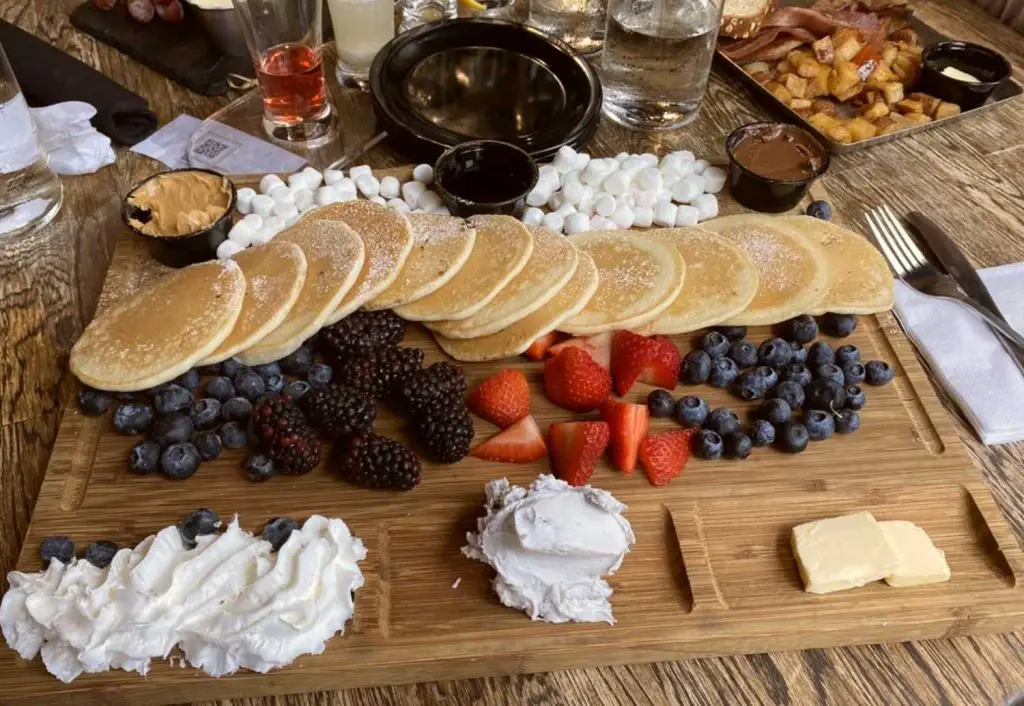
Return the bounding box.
[2,1,1024,704]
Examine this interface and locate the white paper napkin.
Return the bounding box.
[29,101,115,175]
[893,262,1024,445]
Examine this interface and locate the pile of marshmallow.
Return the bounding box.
[525,146,726,235]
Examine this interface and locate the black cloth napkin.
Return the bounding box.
[0,20,158,145]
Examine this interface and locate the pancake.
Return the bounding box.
[780,215,895,315]
[642,227,759,334]
[701,214,831,325]
[560,231,685,335]
[434,252,599,362]
[363,213,476,311]
[394,214,533,322]
[199,242,308,365]
[70,259,246,392]
[428,225,578,339]
[236,219,364,365]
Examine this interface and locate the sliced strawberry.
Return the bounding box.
[639,429,695,487]
[468,369,530,428]
[610,331,681,396]
[547,332,613,370]
[548,421,610,487]
[543,347,612,412]
[524,332,562,360]
[471,415,547,463]
[599,398,649,474]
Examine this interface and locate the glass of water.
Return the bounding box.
[529,0,607,55]
[600,0,723,131]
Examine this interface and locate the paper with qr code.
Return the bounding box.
[131,114,306,174]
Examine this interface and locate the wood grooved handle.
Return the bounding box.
[962,483,1024,587]
[59,414,102,512]
[668,503,729,613]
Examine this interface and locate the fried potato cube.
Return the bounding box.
[834,83,865,102]
[808,112,842,132]
[811,98,840,116]
[782,73,809,98]
[796,58,821,79]
[908,92,942,116]
[812,36,835,64]
[890,28,921,46]
[875,116,904,135]
[934,101,962,119]
[766,82,794,103]
[845,117,879,141]
[901,113,933,126]
[808,64,832,97]
[835,36,863,63]
[892,54,921,84]
[829,62,861,96]
[859,101,890,121]
[866,63,899,89]
[825,125,854,144]
[742,61,772,75]
[787,49,813,66]
[881,42,899,66]
[789,98,814,110]
[896,98,924,114]
[776,59,792,74]
[882,81,905,105]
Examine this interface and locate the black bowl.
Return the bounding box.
[122,168,236,268]
[434,140,539,218]
[919,41,1012,111]
[725,122,830,214]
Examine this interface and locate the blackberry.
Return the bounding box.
[414,402,474,463]
[300,385,376,439]
[336,347,425,399]
[251,397,321,475]
[317,310,406,364]
[78,387,112,416]
[396,361,466,414]
[334,432,422,490]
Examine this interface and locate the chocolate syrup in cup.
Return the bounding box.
[725,122,829,213]
[434,140,539,218]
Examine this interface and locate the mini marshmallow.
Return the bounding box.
[594,193,616,218]
[654,201,678,227]
[263,215,286,235]
[249,228,274,246]
[538,164,560,184]
[355,174,381,198]
[301,166,323,188]
[561,179,587,205]
[526,185,552,208]
[590,216,616,230]
[349,164,373,180]
[702,166,727,194]
[522,206,545,226]
[379,175,401,199]
[251,194,275,218]
[615,192,635,208]
[602,170,629,196]
[412,163,434,184]
[564,212,591,235]
[576,195,595,217]
[637,166,663,191]
[675,205,700,227]
[369,195,387,206]
[240,213,264,230]
[610,204,635,229]
[323,169,345,186]
[217,239,246,259]
[660,153,683,172]
[547,191,567,211]
[573,152,591,170]
[657,189,675,204]
[287,172,309,190]
[615,152,630,162]
[272,202,299,220]
[417,190,442,211]
[314,186,340,207]
[294,188,315,212]
[633,190,658,208]
[694,193,719,220]
[554,145,578,173]
[671,178,702,204]
[542,211,565,233]
[639,153,659,167]
[386,198,411,213]
[581,161,609,187]
[692,158,710,174]
[335,179,357,201]
[554,202,577,218]
[269,184,294,204]
[236,187,256,215]
[228,220,255,247]
[672,150,696,163]
[402,180,427,208]
[619,156,646,177]
[633,205,654,228]
[259,174,284,195]
[431,206,451,216]
[284,211,300,226]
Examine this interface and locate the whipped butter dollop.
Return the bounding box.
[1,515,365,683]
[463,474,635,624]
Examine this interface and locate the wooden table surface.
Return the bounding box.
[2,1,1024,704]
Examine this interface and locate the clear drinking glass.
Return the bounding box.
[600,0,723,131]
[0,40,62,239]
[529,0,607,55]
[328,0,395,88]
[232,0,335,146]
[398,0,456,32]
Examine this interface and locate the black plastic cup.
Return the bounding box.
[725,122,830,214]
[919,41,1011,111]
[433,140,539,218]
[122,168,236,268]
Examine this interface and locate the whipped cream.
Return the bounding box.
[1,515,365,683]
[463,474,635,624]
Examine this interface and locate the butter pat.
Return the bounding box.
[941,66,980,83]
[879,520,951,587]
[792,511,899,594]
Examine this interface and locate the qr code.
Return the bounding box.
[191,136,232,162]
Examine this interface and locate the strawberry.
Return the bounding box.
[548,421,610,487]
[599,398,649,474]
[639,429,695,487]
[524,332,562,360]
[547,331,613,370]
[543,347,612,412]
[468,369,530,428]
[610,331,681,396]
[471,415,547,463]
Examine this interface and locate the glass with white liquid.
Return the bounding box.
[328,0,395,88]
[600,0,723,131]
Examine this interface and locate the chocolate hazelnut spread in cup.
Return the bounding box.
[725,122,829,213]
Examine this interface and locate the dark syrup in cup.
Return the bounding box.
[434,140,539,218]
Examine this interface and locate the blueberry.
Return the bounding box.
[179,508,220,548]
[804,409,835,441]
[708,357,740,388]
[807,341,835,368]
[713,326,747,342]
[190,398,222,430]
[220,358,245,379]
[206,376,236,402]
[674,395,710,428]
[836,409,861,434]
[733,370,768,401]
[724,432,753,460]
[842,361,866,386]
[154,384,193,416]
[728,340,758,368]
[749,419,776,447]
[786,314,819,344]
[700,331,730,359]
[789,342,808,364]
[781,364,812,387]
[234,370,266,401]
[78,387,112,416]
[262,516,298,551]
[697,429,724,459]
[221,396,253,423]
[193,430,223,461]
[647,389,675,418]
[845,385,866,410]
[129,440,162,474]
[865,360,894,386]
[197,362,221,376]
[770,381,806,411]
[757,337,792,369]
[114,391,138,401]
[816,364,845,386]
[250,363,280,380]
[150,415,194,447]
[754,365,779,389]
[220,421,249,449]
[760,398,792,425]
[173,369,200,392]
[307,363,334,388]
[40,536,75,565]
[834,344,860,366]
[143,383,170,398]
[161,442,201,479]
[806,199,832,220]
[280,345,314,375]
[84,541,118,568]
[707,408,741,437]
[822,313,857,338]
[264,374,286,396]
[113,401,155,435]
[245,454,276,482]
[777,422,810,453]
[804,379,847,411]
[680,350,712,384]
[283,380,311,401]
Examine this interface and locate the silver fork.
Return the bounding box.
[865,205,1024,354]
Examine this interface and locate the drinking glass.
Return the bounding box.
[600,0,723,131]
[529,0,607,55]
[328,0,395,88]
[398,0,456,32]
[0,40,62,240]
[232,0,335,146]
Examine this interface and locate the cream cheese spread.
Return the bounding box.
[463,474,635,624]
[1,515,365,682]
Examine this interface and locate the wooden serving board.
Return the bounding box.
[3,177,1023,706]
